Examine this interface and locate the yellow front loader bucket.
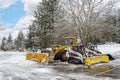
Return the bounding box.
[26,52,49,64]
[84,55,109,66]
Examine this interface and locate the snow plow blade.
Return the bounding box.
[84,55,109,66]
[107,54,115,60]
[26,52,49,64]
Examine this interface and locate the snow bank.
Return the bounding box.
[98,43,120,54]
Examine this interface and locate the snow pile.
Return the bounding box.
[98,43,120,54]
[98,43,120,67]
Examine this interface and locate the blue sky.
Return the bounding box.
[0,0,25,29]
[0,0,41,41]
[0,1,25,25]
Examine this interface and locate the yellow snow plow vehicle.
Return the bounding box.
[26,37,114,65]
[51,37,77,61]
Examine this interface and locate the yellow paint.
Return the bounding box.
[26,37,77,63]
[26,52,49,64]
[84,55,109,66]
[52,37,77,56]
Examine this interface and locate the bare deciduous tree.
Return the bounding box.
[63,0,115,46]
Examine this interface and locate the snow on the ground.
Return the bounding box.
[98,43,120,58]
[0,43,120,80]
[98,43,120,67]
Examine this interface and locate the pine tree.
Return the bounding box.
[26,22,36,49]
[7,34,14,51]
[15,31,25,51]
[1,37,7,51]
[28,0,60,49]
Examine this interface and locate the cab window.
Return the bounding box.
[64,39,73,45]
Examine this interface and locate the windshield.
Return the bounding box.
[64,39,73,46]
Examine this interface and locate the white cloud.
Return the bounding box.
[15,16,34,30]
[14,0,42,34]
[0,0,17,9]
[0,23,28,42]
[0,0,42,38]
[21,0,42,15]
[0,24,13,41]
[12,29,27,39]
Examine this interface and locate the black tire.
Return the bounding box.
[54,53,60,60]
[60,51,67,62]
[68,57,82,64]
[54,50,67,62]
